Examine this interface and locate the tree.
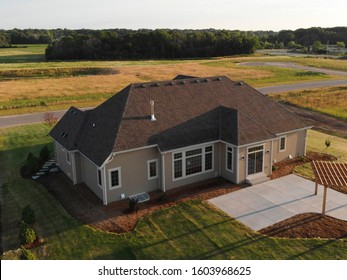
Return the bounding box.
[336,41,345,50]
[42,112,58,127]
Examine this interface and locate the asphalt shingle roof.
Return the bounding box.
[49,76,308,166]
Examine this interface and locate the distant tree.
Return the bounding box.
[42,112,58,127]
[336,41,345,50]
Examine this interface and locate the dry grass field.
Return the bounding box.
[0,45,346,116]
[270,86,347,121]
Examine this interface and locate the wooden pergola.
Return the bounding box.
[312,161,347,215]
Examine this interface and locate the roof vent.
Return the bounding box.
[150,100,156,121]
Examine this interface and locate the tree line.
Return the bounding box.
[0,27,346,59]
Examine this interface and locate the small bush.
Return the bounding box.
[39,145,50,163]
[20,247,36,260]
[21,205,36,225]
[128,198,139,213]
[19,222,36,245]
[272,165,279,171]
[20,152,40,177]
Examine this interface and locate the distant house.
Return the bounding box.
[49,75,310,205]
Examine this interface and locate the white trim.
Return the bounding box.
[236,146,239,183]
[109,167,121,190]
[102,167,108,205]
[279,136,286,152]
[113,144,158,155]
[246,144,265,176]
[161,154,166,192]
[172,143,214,182]
[276,126,312,136]
[147,159,159,180]
[167,140,218,154]
[225,145,234,173]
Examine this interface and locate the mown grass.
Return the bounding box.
[0,45,47,63]
[1,124,346,260]
[270,86,347,121]
[294,129,347,180]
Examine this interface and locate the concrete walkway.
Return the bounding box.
[208,174,347,231]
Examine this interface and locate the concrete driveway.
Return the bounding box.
[208,174,347,231]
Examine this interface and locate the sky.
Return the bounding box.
[0,0,346,31]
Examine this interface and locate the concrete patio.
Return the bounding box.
[208,174,347,231]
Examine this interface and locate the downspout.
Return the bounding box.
[269,140,274,175]
[236,146,239,184]
[161,153,166,192]
[102,166,108,206]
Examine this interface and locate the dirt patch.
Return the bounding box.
[270,151,336,179]
[39,174,245,233]
[260,213,347,239]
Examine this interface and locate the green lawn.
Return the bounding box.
[294,129,347,179]
[0,44,47,63]
[1,124,346,260]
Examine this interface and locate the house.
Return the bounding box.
[49,75,310,205]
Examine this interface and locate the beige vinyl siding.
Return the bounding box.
[54,141,74,181]
[164,142,220,191]
[105,147,160,203]
[80,153,103,200]
[273,130,307,163]
[220,142,238,183]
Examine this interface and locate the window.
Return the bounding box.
[173,144,213,180]
[226,146,233,172]
[97,169,102,187]
[279,136,286,152]
[109,167,121,189]
[148,159,158,180]
[66,150,70,164]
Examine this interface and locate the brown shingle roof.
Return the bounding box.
[50,76,308,166]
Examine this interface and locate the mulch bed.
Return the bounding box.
[270,151,337,179]
[260,213,347,239]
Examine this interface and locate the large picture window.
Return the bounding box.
[173,144,213,180]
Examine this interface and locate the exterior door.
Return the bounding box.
[247,146,264,175]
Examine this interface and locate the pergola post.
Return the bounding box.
[322,186,327,216]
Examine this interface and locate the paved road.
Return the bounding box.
[1,65,346,128]
[238,61,347,76]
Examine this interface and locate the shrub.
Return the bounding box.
[39,145,50,163]
[20,247,36,260]
[272,165,279,171]
[21,205,36,225]
[19,222,36,245]
[20,152,40,177]
[128,198,139,213]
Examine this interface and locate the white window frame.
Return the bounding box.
[65,150,71,165]
[226,145,233,173]
[172,144,214,181]
[279,136,286,152]
[97,168,103,188]
[147,159,159,180]
[109,167,121,190]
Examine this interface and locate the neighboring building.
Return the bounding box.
[49,75,310,205]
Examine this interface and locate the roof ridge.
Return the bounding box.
[111,84,133,154]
